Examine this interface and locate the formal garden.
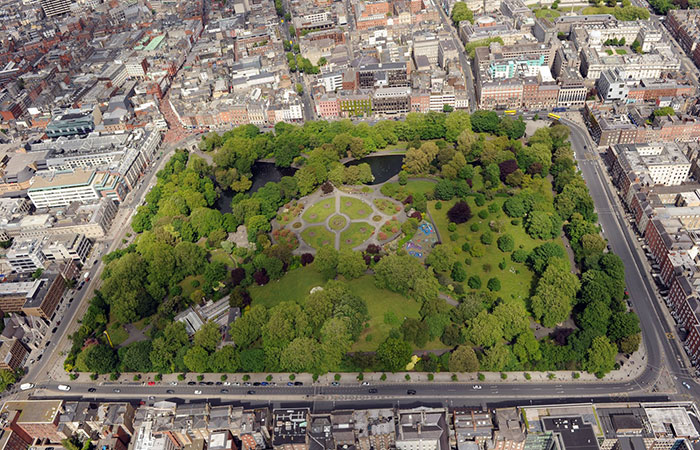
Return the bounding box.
[64,112,641,379]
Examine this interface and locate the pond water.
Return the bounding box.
[217,162,297,213]
[217,156,403,212]
[345,154,404,185]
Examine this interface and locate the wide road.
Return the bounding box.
[562,117,697,398]
[32,379,664,403]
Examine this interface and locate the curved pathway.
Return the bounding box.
[277,185,407,253]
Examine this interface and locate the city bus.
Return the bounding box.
[504,110,517,116]
[548,112,561,121]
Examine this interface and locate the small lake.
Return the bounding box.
[217,162,297,213]
[345,154,404,185]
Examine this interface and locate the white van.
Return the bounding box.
[57,384,71,391]
[19,383,34,390]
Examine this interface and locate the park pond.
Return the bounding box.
[346,154,404,184]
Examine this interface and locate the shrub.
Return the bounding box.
[464,257,472,265]
[405,374,411,381]
[510,218,520,225]
[301,253,314,266]
[253,269,269,285]
[266,374,273,381]
[511,249,528,263]
[435,201,443,210]
[410,211,422,220]
[478,373,485,381]
[231,267,246,286]
[357,373,364,381]
[221,375,227,381]
[461,242,471,252]
[498,260,506,270]
[448,222,457,232]
[334,374,341,381]
[452,262,467,282]
[487,278,501,292]
[500,372,508,380]
[321,181,334,194]
[177,373,185,381]
[497,234,514,252]
[380,373,387,381]
[480,231,493,245]
[197,375,204,381]
[398,171,408,185]
[448,201,472,224]
[470,223,480,232]
[478,210,488,220]
[155,373,162,381]
[451,374,458,381]
[110,372,119,381]
[474,193,485,206]
[572,372,580,379]
[524,372,531,380]
[428,373,434,381]
[548,373,556,380]
[467,275,482,289]
[450,233,459,241]
[243,374,250,381]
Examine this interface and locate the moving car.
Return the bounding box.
[247,390,256,394]
[166,389,175,394]
[220,389,229,393]
[472,385,482,390]
[19,383,34,390]
[88,388,96,393]
[194,390,202,395]
[57,384,71,391]
[407,390,416,395]
[368,388,378,393]
[113,388,121,393]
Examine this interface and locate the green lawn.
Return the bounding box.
[428,194,566,303]
[277,201,304,226]
[329,215,347,231]
[210,248,236,268]
[340,222,374,250]
[605,49,613,55]
[373,198,403,215]
[616,49,627,55]
[250,265,326,308]
[302,198,336,223]
[349,276,448,352]
[180,275,205,299]
[339,196,372,219]
[301,226,336,250]
[107,322,129,347]
[534,8,561,18]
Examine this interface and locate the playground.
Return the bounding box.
[405,221,438,260]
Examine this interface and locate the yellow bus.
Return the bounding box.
[504,110,517,115]
[548,113,561,121]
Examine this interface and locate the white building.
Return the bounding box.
[42,233,92,264]
[28,170,101,209]
[6,238,47,273]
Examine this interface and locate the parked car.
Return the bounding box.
[187,381,196,386]
[247,390,256,395]
[20,383,34,390]
[194,390,202,395]
[294,381,303,386]
[113,388,121,393]
[220,389,229,393]
[331,381,339,386]
[166,389,175,394]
